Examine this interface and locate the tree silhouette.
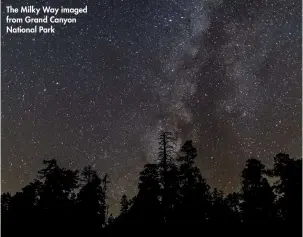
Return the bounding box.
[37,159,79,236]
[240,158,275,225]
[269,153,302,229]
[120,194,130,215]
[165,162,181,223]
[1,192,11,215]
[77,165,107,234]
[157,131,176,222]
[1,142,302,236]
[225,192,241,223]
[211,188,226,221]
[130,163,163,226]
[1,181,42,236]
[1,192,12,235]
[173,140,211,225]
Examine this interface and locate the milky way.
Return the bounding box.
[2,0,301,213]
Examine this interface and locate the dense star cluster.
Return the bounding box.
[2,0,301,213]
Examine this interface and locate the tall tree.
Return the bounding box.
[269,153,302,227]
[225,192,241,223]
[241,158,275,225]
[102,173,110,222]
[77,166,107,234]
[38,160,78,206]
[37,159,79,236]
[120,194,130,215]
[1,192,12,215]
[1,181,42,236]
[1,192,12,235]
[157,131,176,221]
[174,140,211,224]
[158,131,175,188]
[128,163,163,226]
[177,140,201,188]
[165,163,181,222]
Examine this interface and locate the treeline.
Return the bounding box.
[1,132,302,236]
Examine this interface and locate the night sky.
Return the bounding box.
[2,0,301,213]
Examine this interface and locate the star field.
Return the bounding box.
[2,0,301,213]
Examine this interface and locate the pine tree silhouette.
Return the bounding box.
[77,165,107,234]
[120,194,130,215]
[174,140,211,225]
[37,159,79,236]
[133,163,163,226]
[241,159,275,226]
[2,142,302,236]
[268,153,302,232]
[157,131,176,223]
